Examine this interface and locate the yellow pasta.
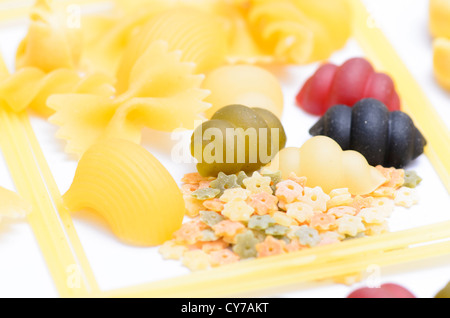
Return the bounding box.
[433,38,450,91]
[15,0,83,72]
[80,0,175,76]
[0,67,115,117]
[48,40,210,156]
[429,0,450,39]
[265,136,386,195]
[247,0,351,64]
[202,64,284,119]
[63,138,185,246]
[115,7,228,94]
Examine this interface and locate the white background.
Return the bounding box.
[0,0,449,298]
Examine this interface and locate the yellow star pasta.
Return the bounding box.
[48,40,210,157]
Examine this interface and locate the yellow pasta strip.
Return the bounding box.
[102,221,450,297]
[19,111,100,294]
[349,0,450,193]
[0,107,95,297]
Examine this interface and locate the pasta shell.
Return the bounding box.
[63,138,185,246]
[116,7,228,93]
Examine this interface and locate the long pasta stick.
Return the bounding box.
[179,240,450,298]
[0,50,97,295]
[0,106,96,297]
[349,0,450,193]
[19,111,100,294]
[103,221,450,297]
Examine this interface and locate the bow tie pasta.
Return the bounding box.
[48,40,210,157]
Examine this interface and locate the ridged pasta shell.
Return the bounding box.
[63,139,185,246]
[116,7,228,93]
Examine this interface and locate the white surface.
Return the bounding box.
[0,0,449,298]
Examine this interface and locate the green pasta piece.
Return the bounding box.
[210,172,240,195]
[191,188,220,200]
[232,230,259,259]
[265,224,290,237]
[403,170,422,188]
[199,210,224,227]
[248,215,276,231]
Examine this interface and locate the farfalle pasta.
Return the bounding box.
[48,40,210,156]
[15,0,83,72]
[63,138,185,246]
[0,67,115,117]
[247,0,351,64]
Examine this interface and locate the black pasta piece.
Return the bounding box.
[309,98,427,168]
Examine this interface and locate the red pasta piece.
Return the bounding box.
[296,57,401,115]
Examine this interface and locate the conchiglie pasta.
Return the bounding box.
[63,139,185,246]
[16,0,83,72]
[116,7,228,93]
[202,64,284,119]
[265,136,386,195]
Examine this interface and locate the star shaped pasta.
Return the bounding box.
[336,215,366,237]
[48,40,210,157]
[243,171,273,194]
